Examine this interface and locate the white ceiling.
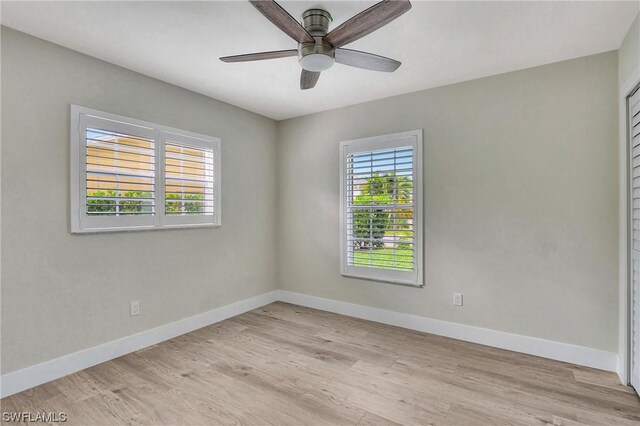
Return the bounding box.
[1,1,638,120]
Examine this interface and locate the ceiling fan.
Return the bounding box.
[220,0,412,90]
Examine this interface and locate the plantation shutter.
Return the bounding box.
[340,131,423,287]
[72,106,221,233]
[630,85,640,392]
[163,133,218,227]
[79,114,158,231]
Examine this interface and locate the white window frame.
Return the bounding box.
[70,105,221,234]
[339,130,424,287]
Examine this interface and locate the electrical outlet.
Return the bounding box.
[130,301,140,316]
[453,293,463,306]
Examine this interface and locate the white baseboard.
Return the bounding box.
[0,291,279,398]
[277,290,618,373]
[1,288,620,398]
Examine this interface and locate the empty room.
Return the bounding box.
[1,0,640,424]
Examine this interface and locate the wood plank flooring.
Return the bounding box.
[2,302,639,425]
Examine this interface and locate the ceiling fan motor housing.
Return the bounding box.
[299,9,335,72]
[302,9,332,36]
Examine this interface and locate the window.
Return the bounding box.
[340,130,423,287]
[70,105,221,233]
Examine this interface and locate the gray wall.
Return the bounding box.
[0,27,279,374]
[618,13,640,378]
[619,14,639,88]
[277,52,619,352]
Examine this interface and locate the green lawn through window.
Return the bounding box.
[352,248,413,271]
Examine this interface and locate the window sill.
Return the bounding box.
[71,223,221,235]
[341,272,424,288]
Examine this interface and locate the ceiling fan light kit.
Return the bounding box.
[298,48,334,72]
[220,0,412,90]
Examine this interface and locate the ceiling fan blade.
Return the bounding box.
[335,48,401,72]
[249,0,314,44]
[220,49,298,63]
[300,69,320,90]
[324,0,411,48]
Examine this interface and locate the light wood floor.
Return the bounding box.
[2,302,639,425]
